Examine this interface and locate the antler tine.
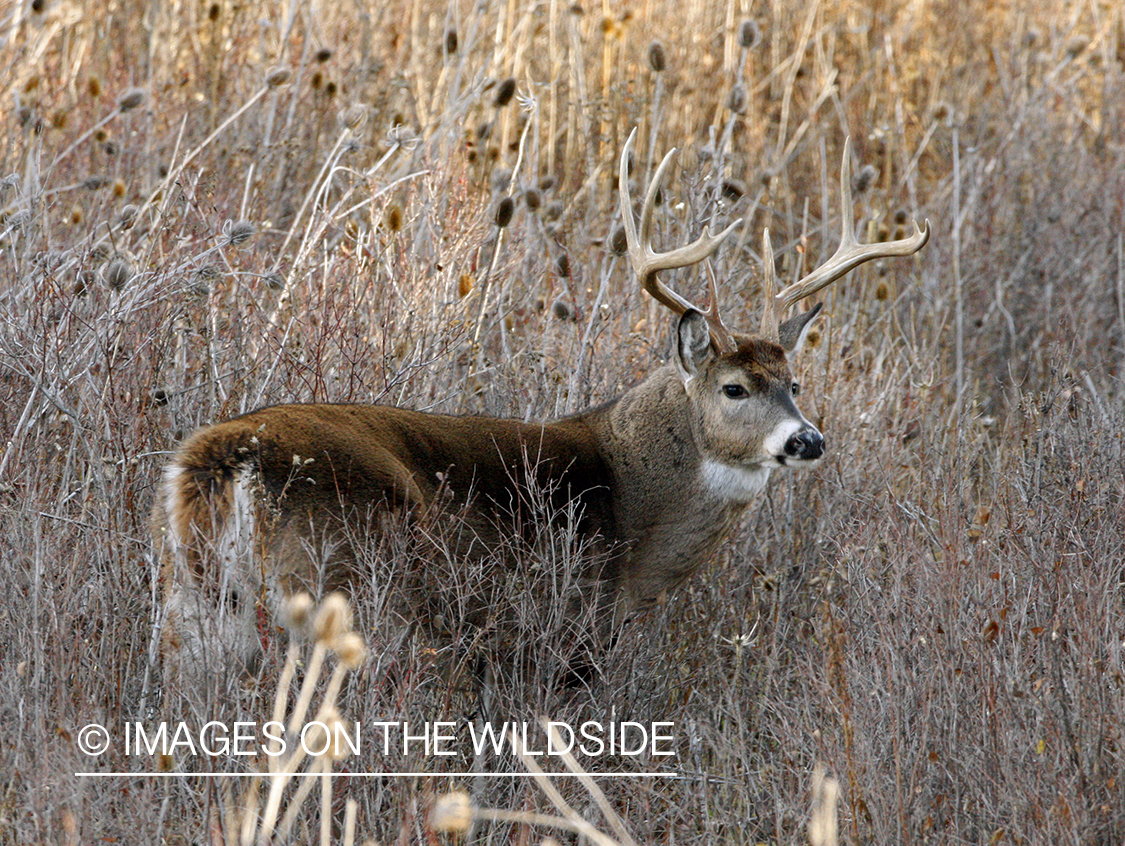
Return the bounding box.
[758,229,780,343]
[774,137,931,309]
[702,261,738,351]
[619,128,743,350]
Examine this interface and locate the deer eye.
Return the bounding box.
[791,382,801,397]
[722,384,748,399]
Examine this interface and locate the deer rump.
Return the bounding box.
[154,401,625,698]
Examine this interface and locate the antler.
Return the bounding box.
[759,137,931,341]
[619,128,743,352]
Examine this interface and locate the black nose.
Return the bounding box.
[784,429,824,461]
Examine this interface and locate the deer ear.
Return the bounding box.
[675,310,713,382]
[777,302,823,354]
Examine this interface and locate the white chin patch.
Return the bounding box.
[700,459,772,503]
[762,418,805,460]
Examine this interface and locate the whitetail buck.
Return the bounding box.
[153,131,928,696]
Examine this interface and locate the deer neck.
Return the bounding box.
[573,366,760,611]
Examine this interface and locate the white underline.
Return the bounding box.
[76,771,680,778]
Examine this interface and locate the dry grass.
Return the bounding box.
[1,0,1123,842]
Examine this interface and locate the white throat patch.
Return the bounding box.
[699,458,773,504]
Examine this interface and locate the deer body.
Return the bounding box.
[156,322,817,686]
[154,131,927,695]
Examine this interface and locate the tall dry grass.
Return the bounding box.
[1,0,1122,842]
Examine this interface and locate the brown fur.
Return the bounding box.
[153,311,824,694]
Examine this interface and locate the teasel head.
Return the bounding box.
[224,219,256,247]
[314,593,352,645]
[726,83,748,115]
[265,66,292,88]
[494,196,515,229]
[852,163,877,195]
[494,77,517,108]
[333,632,366,670]
[117,88,145,113]
[102,257,134,291]
[430,792,473,833]
[383,203,404,232]
[739,19,761,49]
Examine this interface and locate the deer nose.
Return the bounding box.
[784,428,824,461]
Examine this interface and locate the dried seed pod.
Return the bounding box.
[445,29,458,55]
[647,41,667,73]
[610,226,628,255]
[265,67,292,88]
[285,593,314,629]
[554,253,570,277]
[430,792,472,833]
[726,83,748,115]
[739,19,761,49]
[852,164,877,194]
[190,264,220,296]
[494,77,517,108]
[721,178,746,201]
[338,103,367,130]
[225,219,256,246]
[102,257,134,291]
[117,88,145,112]
[314,593,352,644]
[523,188,541,211]
[333,632,366,670]
[494,196,515,228]
[384,204,404,232]
[551,295,575,321]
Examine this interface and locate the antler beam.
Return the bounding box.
[760,138,930,339]
[619,128,742,352]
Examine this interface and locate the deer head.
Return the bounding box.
[618,129,930,492]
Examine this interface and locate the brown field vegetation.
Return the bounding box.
[1,0,1123,842]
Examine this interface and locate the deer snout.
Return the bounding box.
[784,428,824,461]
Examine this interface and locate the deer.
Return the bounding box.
[152,130,929,700]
